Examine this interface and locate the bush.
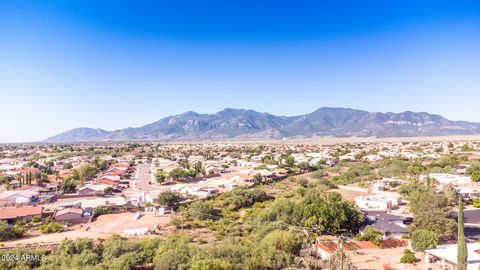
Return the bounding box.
[188,201,217,220]
[93,207,114,218]
[400,249,418,264]
[355,226,384,246]
[32,216,42,223]
[219,188,271,210]
[0,221,27,240]
[40,222,64,234]
[473,198,480,208]
[411,229,439,252]
[170,217,182,228]
[191,258,232,270]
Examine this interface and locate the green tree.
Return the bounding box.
[253,173,263,183]
[355,226,384,246]
[471,171,480,182]
[155,169,167,183]
[59,178,77,193]
[457,197,468,270]
[0,220,26,240]
[408,186,456,238]
[248,229,303,269]
[411,229,439,252]
[220,188,270,210]
[71,250,101,269]
[110,251,144,270]
[284,155,295,167]
[77,164,98,182]
[58,238,95,256]
[157,191,183,209]
[194,161,203,175]
[169,167,188,181]
[93,157,108,171]
[294,191,364,234]
[188,201,217,220]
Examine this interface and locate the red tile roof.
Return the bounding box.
[0,206,42,220]
[316,240,378,254]
[96,179,119,186]
[114,163,130,168]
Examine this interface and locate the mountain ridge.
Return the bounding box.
[43,107,480,142]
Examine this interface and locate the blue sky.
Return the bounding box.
[0,1,479,142]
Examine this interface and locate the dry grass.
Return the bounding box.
[329,188,368,201]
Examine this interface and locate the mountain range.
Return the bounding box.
[43,107,480,142]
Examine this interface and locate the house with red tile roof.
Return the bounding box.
[0,205,43,222]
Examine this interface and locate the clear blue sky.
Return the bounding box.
[0,1,479,142]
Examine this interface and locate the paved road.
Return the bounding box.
[135,163,159,191]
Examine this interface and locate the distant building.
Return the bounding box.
[427,173,472,187]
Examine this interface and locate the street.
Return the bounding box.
[135,163,159,191]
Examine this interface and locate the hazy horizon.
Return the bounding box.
[1,1,479,142]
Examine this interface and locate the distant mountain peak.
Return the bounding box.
[42,107,480,142]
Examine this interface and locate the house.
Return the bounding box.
[0,189,39,204]
[363,211,410,239]
[427,173,472,187]
[456,187,480,200]
[252,169,274,178]
[205,166,222,175]
[193,187,219,198]
[0,206,43,223]
[0,197,15,206]
[96,175,120,182]
[77,186,98,196]
[95,178,119,188]
[425,243,480,270]
[363,155,383,162]
[355,195,402,211]
[54,208,86,224]
[80,196,128,209]
[78,184,113,196]
[370,178,408,192]
[313,238,377,260]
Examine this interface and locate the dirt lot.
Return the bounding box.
[89,212,172,234]
[350,248,432,270]
[329,188,368,201]
[2,212,173,247]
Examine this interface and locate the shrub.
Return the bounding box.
[32,216,42,223]
[411,229,439,252]
[400,249,418,264]
[355,226,384,246]
[93,207,114,218]
[0,221,27,240]
[473,198,480,208]
[188,201,217,220]
[40,222,64,234]
[170,217,182,228]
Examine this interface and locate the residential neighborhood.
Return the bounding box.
[1,140,480,269]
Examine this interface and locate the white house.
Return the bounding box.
[0,189,39,204]
[355,195,402,211]
[425,243,480,270]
